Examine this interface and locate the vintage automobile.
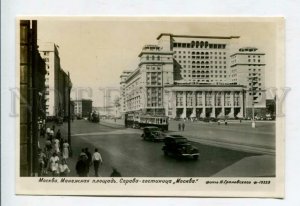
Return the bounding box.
[141,126,166,142]
[162,135,199,160]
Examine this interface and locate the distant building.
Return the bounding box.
[120,33,267,119]
[39,42,72,118]
[120,70,132,115]
[74,99,93,118]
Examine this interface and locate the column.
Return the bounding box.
[211,91,216,118]
[221,91,225,117]
[228,91,234,118]
[170,91,177,118]
[182,91,187,118]
[191,91,196,118]
[238,91,244,118]
[201,91,206,118]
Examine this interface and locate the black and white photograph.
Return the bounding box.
[16,17,284,196]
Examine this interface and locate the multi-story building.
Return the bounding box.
[120,70,132,115]
[20,20,47,176]
[74,99,93,118]
[230,47,266,117]
[120,33,266,119]
[39,42,72,118]
[157,33,240,84]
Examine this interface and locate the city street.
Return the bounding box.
[46,119,275,177]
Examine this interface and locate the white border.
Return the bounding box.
[2,0,300,206]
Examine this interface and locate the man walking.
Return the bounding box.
[92,148,103,177]
[85,148,92,175]
[178,123,181,131]
[182,122,185,131]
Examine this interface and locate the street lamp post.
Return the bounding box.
[68,72,72,156]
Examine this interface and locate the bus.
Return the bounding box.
[125,113,169,131]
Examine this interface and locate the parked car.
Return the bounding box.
[162,135,199,160]
[141,126,166,142]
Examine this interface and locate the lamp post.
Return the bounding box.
[68,72,72,156]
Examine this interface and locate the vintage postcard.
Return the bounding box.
[16,17,285,197]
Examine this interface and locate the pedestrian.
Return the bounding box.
[110,167,121,177]
[45,137,52,151]
[56,129,61,140]
[79,148,88,160]
[38,148,46,176]
[40,126,45,138]
[85,148,92,175]
[49,129,54,139]
[178,123,181,131]
[53,137,60,154]
[76,154,88,177]
[182,123,185,131]
[52,125,55,132]
[59,158,70,177]
[49,152,59,176]
[62,139,70,159]
[92,148,103,177]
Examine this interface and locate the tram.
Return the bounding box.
[125,113,169,131]
[89,111,100,123]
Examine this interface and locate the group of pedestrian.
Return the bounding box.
[38,125,71,177]
[75,148,103,177]
[178,122,186,131]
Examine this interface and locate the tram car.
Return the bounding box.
[89,111,100,123]
[125,113,169,131]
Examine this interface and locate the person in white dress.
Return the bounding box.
[62,140,69,159]
[53,138,60,154]
[59,158,70,177]
[49,153,59,176]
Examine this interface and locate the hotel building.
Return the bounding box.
[121,33,266,119]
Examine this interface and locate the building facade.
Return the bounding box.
[39,42,72,118]
[120,70,132,115]
[120,33,266,119]
[74,99,93,118]
[230,47,266,117]
[20,20,47,176]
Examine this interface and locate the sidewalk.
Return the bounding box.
[212,155,275,177]
[39,122,81,177]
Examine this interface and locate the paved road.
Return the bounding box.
[47,119,275,177]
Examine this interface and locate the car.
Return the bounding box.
[162,135,199,160]
[141,126,165,142]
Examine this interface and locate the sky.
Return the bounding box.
[37,17,281,106]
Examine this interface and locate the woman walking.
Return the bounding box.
[62,139,70,159]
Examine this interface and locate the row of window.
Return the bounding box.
[248,59,261,63]
[183,74,227,78]
[175,56,227,60]
[173,42,226,49]
[183,69,227,74]
[178,60,227,65]
[175,51,226,55]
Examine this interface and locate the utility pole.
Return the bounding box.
[68,72,72,155]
